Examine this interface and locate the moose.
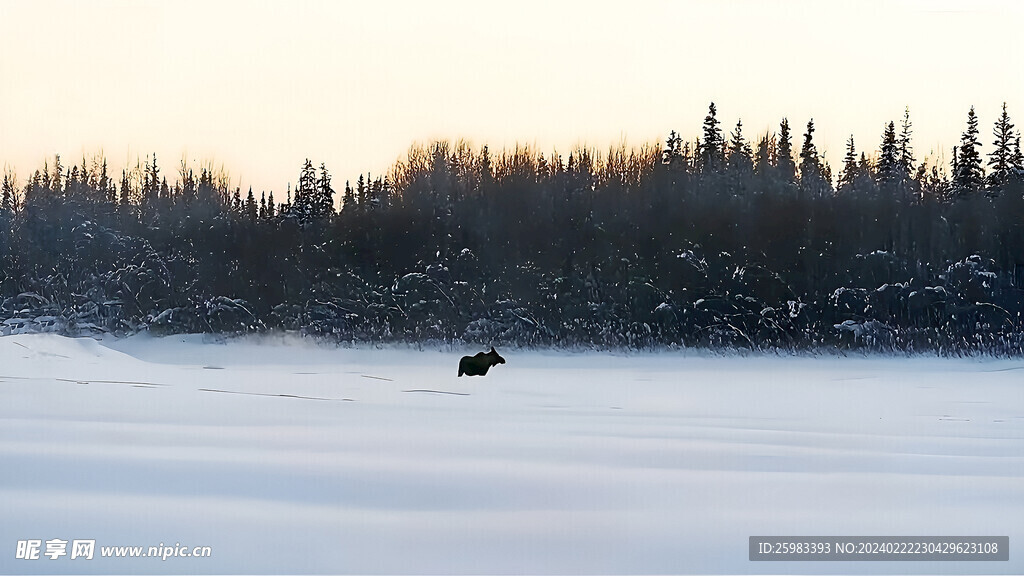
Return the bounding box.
[458,347,505,377]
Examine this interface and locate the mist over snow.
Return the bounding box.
[1,333,1022,574]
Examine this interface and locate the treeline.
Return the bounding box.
[3,103,1024,353]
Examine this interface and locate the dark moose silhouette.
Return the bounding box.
[458,347,506,377]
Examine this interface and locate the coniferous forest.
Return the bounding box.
[4,103,1024,353]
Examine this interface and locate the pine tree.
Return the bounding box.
[536,153,549,181]
[699,102,725,172]
[342,180,355,213]
[798,119,832,196]
[143,154,160,213]
[953,106,984,193]
[754,132,775,177]
[259,191,267,219]
[290,159,317,222]
[74,157,87,194]
[368,176,384,210]
[99,158,113,204]
[231,188,242,214]
[1,170,16,214]
[267,191,276,218]
[356,174,367,209]
[119,169,131,206]
[51,155,62,196]
[662,130,683,167]
[727,119,753,173]
[897,107,915,175]
[987,102,1017,189]
[876,121,899,187]
[859,152,872,177]
[799,119,819,180]
[838,135,859,191]
[314,163,335,218]
[245,187,257,222]
[776,118,796,182]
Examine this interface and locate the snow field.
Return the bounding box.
[1,333,1022,574]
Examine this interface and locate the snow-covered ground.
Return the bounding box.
[1,333,1022,575]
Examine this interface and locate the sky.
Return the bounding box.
[1,0,1022,192]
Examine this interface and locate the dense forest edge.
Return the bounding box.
[4,103,1024,354]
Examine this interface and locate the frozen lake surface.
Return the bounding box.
[1,333,1022,574]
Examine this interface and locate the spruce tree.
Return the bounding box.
[356,174,367,209]
[662,130,683,166]
[99,158,113,204]
[727,119,753,173]
[798,119,831,196]
[897,107,915,175]
[231,188,242,214]
[699,102,725,172]
[292,159,317,221]
[876,121,898,187]
[776,118,796,182]
[858,152,872,177]
[119,169,131,206]
[754,132,774,177]
[987,102,1017,189]
[315,163,335,218]
[1,171,16,214]
[245,187,257,222]
[51,155,62,196]
[798,119,820,180]
[143,154,160,212]
[953,106,984,193]
[838,135,859,192]
[342,180,355,213]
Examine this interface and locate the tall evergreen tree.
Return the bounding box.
[987,102,1018,189]
[245,187,257,222]
[662,130,683,167]
[51,155,62,196]
[314,163,335,218]
[838,135,859,192]
[876,121,899,187]
[727,119,753,173]
[798,120,820,180]
[754,132,774,177]
[1,171,16,214]
[119,169,131,206]
[342,180,355,213]
[292,159,317,220]
[231,188,242,214]
[356,174,367,209]
[776,118,796,182]
[699,102,725,172]
[953,106,984,193]
[143,154,160,214]
[897,107,915,175]
[99,158,113,204]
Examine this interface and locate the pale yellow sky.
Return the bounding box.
[1,0,1022,192]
